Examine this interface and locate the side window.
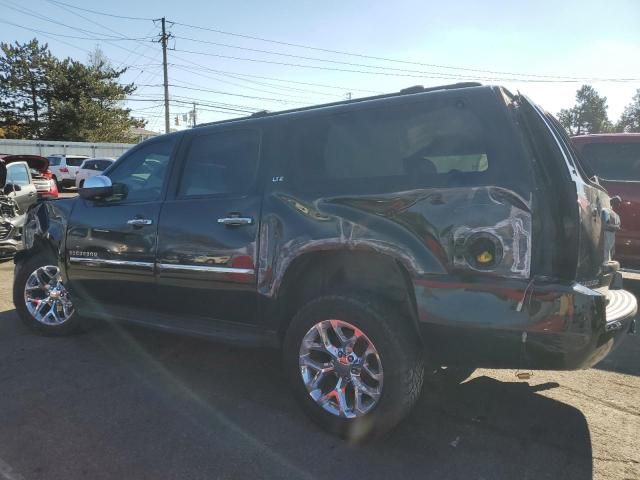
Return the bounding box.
[287,101,491,193]
[178,129,260,197]
[105,140,174,202]
[7,164,30,186]
[98,160,112,171]
[579,143,640,181]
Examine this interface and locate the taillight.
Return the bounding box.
[60,167,69,173]
[49,181,58,197]
[42,170,53,179]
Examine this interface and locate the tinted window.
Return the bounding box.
[286,101,490,192]
[81,161,96,170]
[580,143,640,181]
[106,140,174,202]
[97,160,113,171]
[48,156,61,166]
[7,164,30,186]
[66,157,87,167]
[179,130,260,197]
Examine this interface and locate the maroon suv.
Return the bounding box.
[572,134,640,269]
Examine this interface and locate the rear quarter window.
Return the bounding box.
[579,142,640,181]
[278,93,522,194]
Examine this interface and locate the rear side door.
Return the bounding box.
[155,128,263,326]
[5,162,37,212]
[65,138,177,314]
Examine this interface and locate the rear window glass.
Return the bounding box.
[579,143,640,181]
[66,157,87,167]
[285,101,491,192]
[48,156,61,166]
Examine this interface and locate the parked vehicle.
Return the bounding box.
[47,154,88,190]
[75,158,116,188]
[13,83,636,439]
[0,158,39,257]
[0,155,57,199]
[572,134,640,269]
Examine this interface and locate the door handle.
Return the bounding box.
[217,216,253,226]
[127,218,153,226]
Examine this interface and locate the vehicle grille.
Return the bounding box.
[0,200,16,218]
[0,222,12,240]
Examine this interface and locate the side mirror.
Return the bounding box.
[3,183,21,194]
[79,175,113,200]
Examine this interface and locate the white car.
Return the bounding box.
[75,158,116,188]
[48,155,89,190]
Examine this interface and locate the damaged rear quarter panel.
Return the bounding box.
[258,185,532,297]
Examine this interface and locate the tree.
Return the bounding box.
[558,85,612,135]
[0,41,144,142]
[47,49,144,142]
[0,39,55,138]
[617,89,640,133]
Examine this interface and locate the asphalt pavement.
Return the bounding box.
[0,259,639,480]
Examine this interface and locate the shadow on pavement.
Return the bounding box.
[0,311,592,480]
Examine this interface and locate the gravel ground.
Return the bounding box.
[0,259,638,480]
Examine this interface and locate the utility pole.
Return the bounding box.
[192,102,196,128]
[157,17,171,134]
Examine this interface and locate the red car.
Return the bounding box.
[0,155,58,199]
[572,134,640,269]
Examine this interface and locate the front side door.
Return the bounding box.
[65,138,177,315]
[155,128,263,326]
[5,162,37,212]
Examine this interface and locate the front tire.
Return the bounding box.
[284,295,424,440]
[13,252,82,335]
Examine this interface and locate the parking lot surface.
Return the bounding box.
[0,259,638,480]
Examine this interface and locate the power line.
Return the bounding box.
[40,0,640,82]
[165,62,336,101]
[172,47,640,83]
[170,64,383,94]
[0,20,153,41]
[133,84,309,104]
[46,0,152,21]
[171,21,639,82]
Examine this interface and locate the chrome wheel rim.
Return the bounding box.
[24,265,74,325]
[299,319,383,418]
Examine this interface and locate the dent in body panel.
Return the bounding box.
[22,200,72,260]
[258,185,533,296]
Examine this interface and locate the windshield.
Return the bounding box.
[579,142,640,181]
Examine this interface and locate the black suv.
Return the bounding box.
[13,83,637,439]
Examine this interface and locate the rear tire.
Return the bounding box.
[13,252,82,335]
[283,294,424,441]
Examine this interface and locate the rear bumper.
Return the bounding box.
[414,276,637,370]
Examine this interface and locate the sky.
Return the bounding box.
[1,0,639,133]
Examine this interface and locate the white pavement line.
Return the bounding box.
[0,458,24,480]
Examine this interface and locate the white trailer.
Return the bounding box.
[0,139,134,159]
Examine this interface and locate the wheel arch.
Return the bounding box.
[274,250,421,341]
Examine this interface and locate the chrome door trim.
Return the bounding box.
[157,263,255,275]
[68,257,155,269]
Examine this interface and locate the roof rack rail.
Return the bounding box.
[197,82,482,128]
